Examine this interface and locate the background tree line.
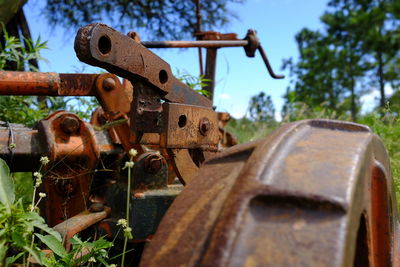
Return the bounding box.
[279,0,400,121]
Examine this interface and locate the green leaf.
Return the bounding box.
[0,158,14,208]
[5,251,24,265]
[11,231,27,247]
[0,240,8,266]
[23,245,44,265]
[35,234,67,258]
[31,220,62,241]
[69,235,84,246]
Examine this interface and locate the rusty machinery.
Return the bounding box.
[0,23,399,266]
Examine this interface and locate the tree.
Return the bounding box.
[282,0,399,121]
[282,29,346,115]
[360,0,400,108]
[43,0,245,40]
[248,92,275,122]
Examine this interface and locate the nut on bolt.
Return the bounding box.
[144,153,163,174]
[60,115,80,134]
[199,117,211,136]
[89,202,105,212]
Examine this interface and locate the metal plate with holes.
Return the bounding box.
[161,103,219,150]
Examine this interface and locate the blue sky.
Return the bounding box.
[24,0,330,119]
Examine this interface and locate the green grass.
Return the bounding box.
[227,112,400,206]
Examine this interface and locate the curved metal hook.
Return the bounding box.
[258,45,285,79]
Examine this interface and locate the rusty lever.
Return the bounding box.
[74,23,211,108]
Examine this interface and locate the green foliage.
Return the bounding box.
[0,25,99,126]
[0,157,60,266]
[0,158,14,209]
[358,112,400,203]
[282,0,400,120]
[176,70,211,97]
[43,0,245,40]
[0,157,114,266]
[0,25,48,126]
[226,117,278,144]
[0,23,48,72]
[248,92,275,122]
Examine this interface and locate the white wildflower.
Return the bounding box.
[88,256,96,263]
[123,226,133,239]
[117,219,127,228]
[128,148,138,158]
[40,156,50,165]
[123,161,134,169]
[33,172,42,179]
[38,192,46,198]
[34,172,42,187]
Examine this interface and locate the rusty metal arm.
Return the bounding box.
[0,71,99,96]
[74,23,212,108]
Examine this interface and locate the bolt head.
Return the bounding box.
[144,153,163,173]
[103,77,116,91]
[199,117,211,135]
[60,116,80,134]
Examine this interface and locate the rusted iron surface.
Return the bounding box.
[93,73,144,156]
[0,71,98,96]
[168,149,199,185]
[204,48,217,100]
[38,111,100,227]
[75,23,172,94]
[0,122,120,172]
[140,119,400,266]
[53,208,110,251]
[161,103,219,150]
[74,23,212,108]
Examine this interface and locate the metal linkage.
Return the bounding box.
[141,29,285,100]
[74,24,220,153]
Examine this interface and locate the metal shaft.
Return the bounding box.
[141,40,248,48]
[0,71,98,96]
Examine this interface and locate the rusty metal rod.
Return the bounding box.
[258,46,285,79]
[141,40,248,48]
[0,71,99,96]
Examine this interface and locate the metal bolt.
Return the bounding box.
[103,77,116,91]
[60,116,80,134]
[89,202,105,212]
[144,153,163,174]
[127,31,141,42]
[199,117,211,136]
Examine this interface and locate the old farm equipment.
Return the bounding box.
[0,23,399,266]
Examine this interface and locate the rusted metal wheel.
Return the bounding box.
[140,119,400,266]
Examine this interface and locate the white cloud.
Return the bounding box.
[219,93,231,100]
[361,85,394,112]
